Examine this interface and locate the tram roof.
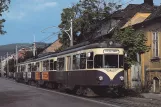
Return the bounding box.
[57,41,123,56]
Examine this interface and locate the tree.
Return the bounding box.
[113,27,150,69]
[58,0,150,69]
[0,0,10,34]
[58,0,121,50]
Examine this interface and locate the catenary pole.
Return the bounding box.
[70,19,73,47]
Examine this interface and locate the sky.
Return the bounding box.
[0,0,161,45]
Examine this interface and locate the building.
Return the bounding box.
[114,1,158,89]
[91,0,158,89]
[42,39,62,53]
[0,54,15,77]
[131,5,161,93]
[113,0,161,92]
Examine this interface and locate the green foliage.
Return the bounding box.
[58,0,121,50]
[0,0,10,35]
[58,0,150,69]
[113,27,150,69]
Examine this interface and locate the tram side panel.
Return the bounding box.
[66,70,111,87]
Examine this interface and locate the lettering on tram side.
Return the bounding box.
[42,72,49,80]
[35,72,40,80]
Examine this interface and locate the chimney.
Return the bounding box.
[144,0,154,6]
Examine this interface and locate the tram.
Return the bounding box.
[15,40,125,96]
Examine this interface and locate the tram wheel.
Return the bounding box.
[76,87,83,96]
[58,84,65,92]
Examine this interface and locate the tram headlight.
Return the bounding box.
[98,76,104,81]
[120,76,124,81]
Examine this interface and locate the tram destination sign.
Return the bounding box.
[103,49,119,54]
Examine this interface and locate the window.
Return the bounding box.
[73,55,76,70]
[18,66,20,73]
[94,55,103,68]
[54,61,57,70]
[87,52,93,69]
[21,65,25,72]
[57,58,64,71]
[36,62,40,71]
[43,60,49,71]
[104,55,123,68]
[50,59,54,70]
[80,53,86,69]
[73,54,80,70]
[28,64,31,72]
[152,32,159,57]
[31,63,36,72]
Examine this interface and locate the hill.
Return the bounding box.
[0,42,50,57]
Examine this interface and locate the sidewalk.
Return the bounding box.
[141,93,161,100]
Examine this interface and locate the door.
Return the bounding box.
[67,56,71,71]
[153,77,160,93]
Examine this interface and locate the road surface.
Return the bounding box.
[0,78,118,107]
[0,78,161,107]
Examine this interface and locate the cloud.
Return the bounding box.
[33,2,58,11]
[4,0,58,20]
[4,11,26,20]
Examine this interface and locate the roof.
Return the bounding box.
[131,5,161,28]
[121,12,151,28]
[112,3,158,27]
[42,39,62,53]
[91,3,158,41]
[146,5,161,21]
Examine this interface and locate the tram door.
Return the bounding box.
[67,56,71,71]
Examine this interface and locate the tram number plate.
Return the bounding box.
[103,49,119,54]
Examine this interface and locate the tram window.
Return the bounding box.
[43,60,50,71]
[18,66,20,72]
[104,55,124,68]
[104,55,118,68]
[57,58,64,71]
[31,63,36,72]
[73,54,80,70]
[119,55,124,68]
[46,60,49,70]
[21,65,25,72]
[50,60,54,70]
[87,52,94,69]
[73,55,76,70]
[36,62,39,71]
[87,52,93,60]
[94,55,103,68]
[28,64,31,72]
[54,61,57,70]
[80,53,86,69]
[43,61,46,71]
[87,61,93,68]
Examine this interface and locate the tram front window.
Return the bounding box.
[94,55,123,68]
[104,55,123,68]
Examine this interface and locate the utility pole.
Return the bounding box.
[0,56,2,77]
[16,45,18,65]
[41,18,73,47]
[6,52,9,78]
[70,19,73,47]
[33,35,36,57]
